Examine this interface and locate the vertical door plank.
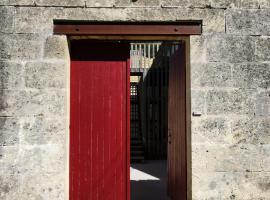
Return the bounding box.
[70,41,130,200]
[168,42,187,200]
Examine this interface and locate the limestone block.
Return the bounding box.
[226,9,270,35]
[0,6,15,33]
[211,0,260,8]
[161,0,211,8]
[192,172,270,199]
[0,61,24,89]
[206,89,255,115]
[191,90,206,114]
[0,34,43,61]
[192,144,267,172]
[14,7,64,34]
[0,146,19,173]
[260,0,270,8]
[18,145,65,173]
[35,0,85,7]
[0,89,66,117]
[44,35,69,60]
[21,117,66,145]
[192,117,231,144]
[86,0,115,7]
[231,117,270,145]
[0,0,34,5]
[0,173,19,200]
[19,172,65,200]
[190,36,207,63]
[0,90,28,117]
[255,91,270,116]
[206,35,255,63]
[125,8,225,33]
[15,7,224,33]
[115,0,160,7]
[0,118,19,146]
[255,37,270,61]
[191,62,232,87]
[25,61,66,89]
[232,63,270,89]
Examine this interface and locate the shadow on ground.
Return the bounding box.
[131,160,170,200]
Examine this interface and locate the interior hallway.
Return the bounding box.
[130,160,170,200]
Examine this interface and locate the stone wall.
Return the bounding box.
[0,0,269,199]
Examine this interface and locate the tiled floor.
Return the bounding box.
[130,160,170,200]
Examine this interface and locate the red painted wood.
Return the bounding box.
[70,41,130,200]
[168,43,187,200]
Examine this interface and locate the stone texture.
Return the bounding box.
[192,144,268,172]
[232,63,270,89]
[211,0,260,8]
[25,61,66,89]
[255,37,270,61]
[255,91,270,116]
[0,34,43,61]
[0,7,15,33]
[18,145,65,173]
[190,36,207,63]
[0,90,66,117]
[0,118,19,146]
[192,172,270,199]
[21,117,66,145]
[192,117,231,144]
[0,0,34,5]
[0,61,24,89]
[207,35,256,63]
[14,7,225,34]
[233,63,270,89]
[115,0,160,7]
[86,0,115,7]
[35,0,85,7]
[0,146,19,173]
[260,0,270,8]
[0,173,19,200]
[191,90,206,114]
[161,0,211,8]
[19,172,65,200]
[231,117,270,145]
[14,7,64,35]
[206,89,255,115]
[44,35,69,60]
[226,9,270,35]
[191,62,232,87]
[124,8,225,33]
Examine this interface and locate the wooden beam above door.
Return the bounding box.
[53,21,202,36]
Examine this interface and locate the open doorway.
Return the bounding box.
[69,38,188,200]
[129,42,186,200]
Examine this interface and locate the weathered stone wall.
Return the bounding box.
[0,0,269,199]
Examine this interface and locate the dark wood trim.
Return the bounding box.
[54,22,202,36]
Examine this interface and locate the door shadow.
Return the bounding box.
[131,160,170,200]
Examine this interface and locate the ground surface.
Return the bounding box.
[130,160,170,200]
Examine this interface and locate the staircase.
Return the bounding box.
[131,137,145,163]
[130,82,144,163]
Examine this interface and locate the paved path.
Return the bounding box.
[130,160,170,200]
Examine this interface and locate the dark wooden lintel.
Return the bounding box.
[54,22,202,36]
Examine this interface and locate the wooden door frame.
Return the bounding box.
[55,21,201,200]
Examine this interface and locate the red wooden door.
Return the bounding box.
[70,41,130,200]
[168,42,187,200]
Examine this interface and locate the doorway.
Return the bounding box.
[69,39,188,200]
[129,42,186,200]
